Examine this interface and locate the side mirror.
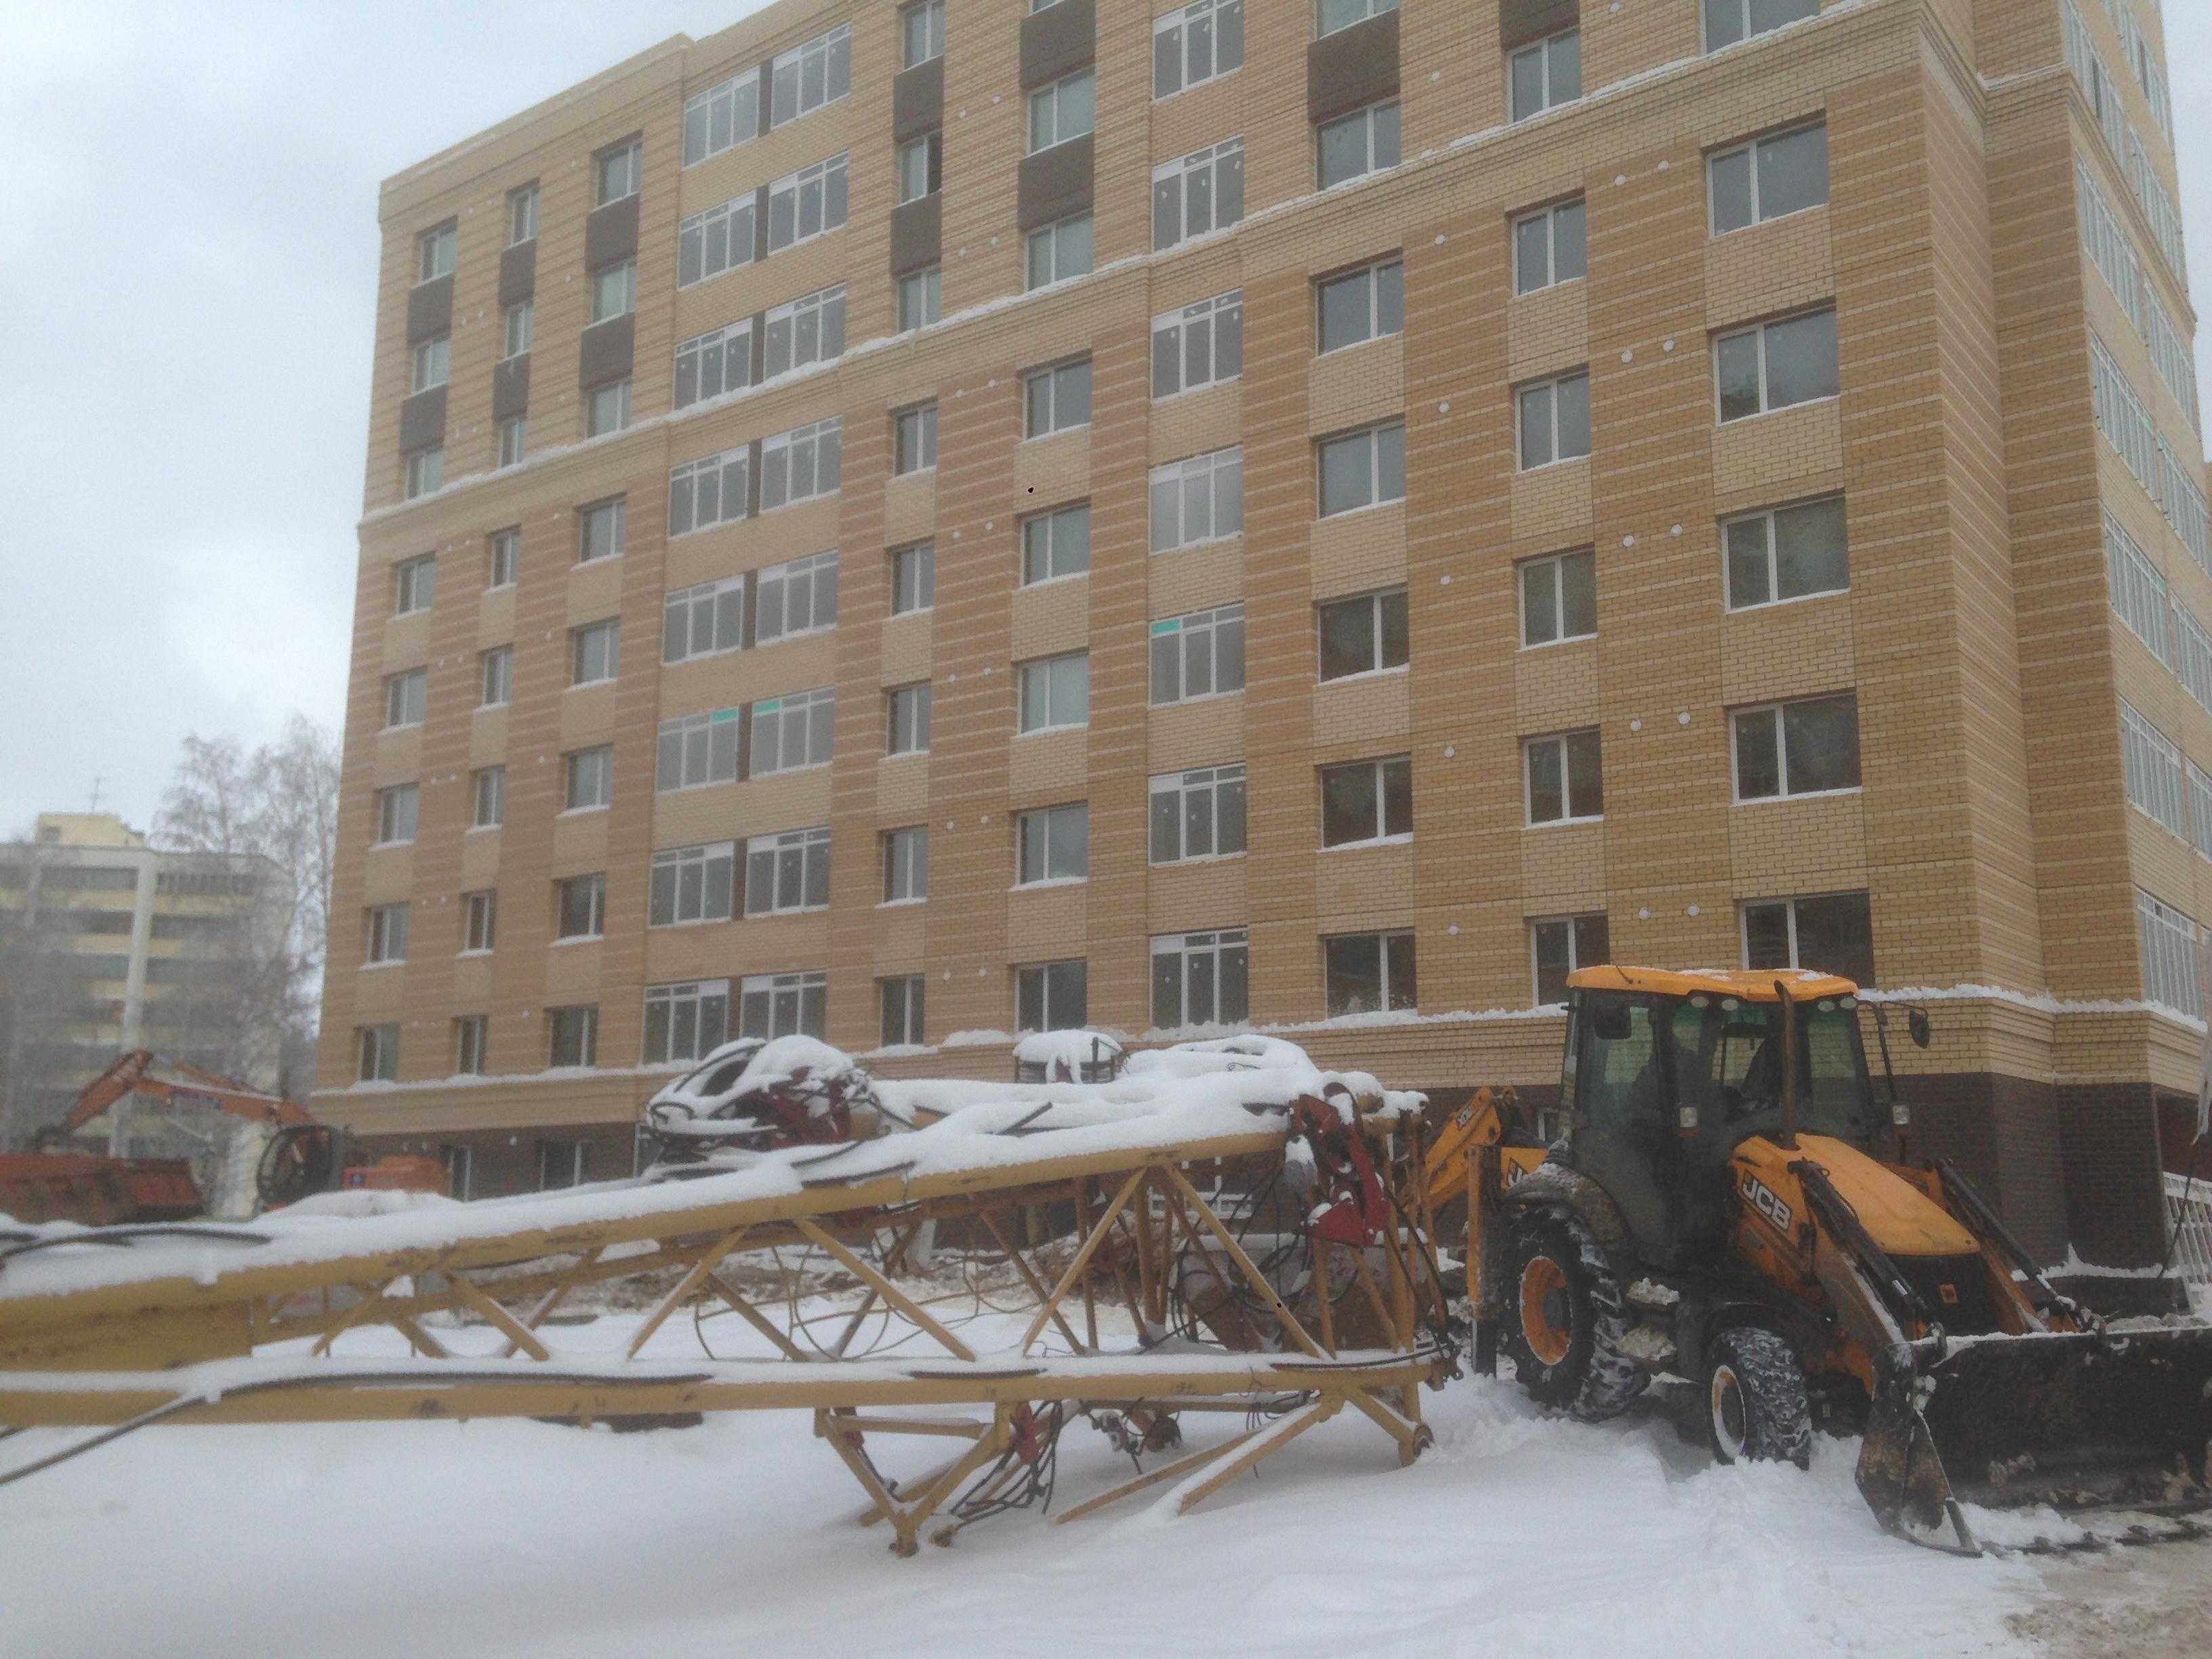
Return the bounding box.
[1908,1008,1931,1050]
[1590,1000,1632,1042]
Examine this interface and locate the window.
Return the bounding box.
[754,550,840,644]
[1024,359,1092,438]
[765,285,846,377]
[411,335,449,393]
[417,222,456,284]
[1513,199,1586,295]
[1318,422,1406,515]
[1018,652,1090,733]
[443,1145,474,1199]
[901,1,945,70]
[565,746,613,811]
[893,404,938,475]
[577,499,626,565]
[746,827,832,916]
[899,266,942,331]
[898,131,942,204]
[1519,549,1597,647]
[1709,123,1829,234]
[358,1025,400,1083]
[683,68,760,167]
[1318,0,1397,36]
[1153,140,1246,250]
[887,682,933,756]
[1716,308,1838,420]
[1023,503,1092,583]
[751,687,836,775]
[1704,0,1818,52]
[1153,291,1242,398]
[1517,371,1591,468]
[1317,100,1399,189]
[537,1141,585,1191]
[1532,914,1609,1006]
[649,842,736,928]
[1153,928,1250,1029]
[883,826,928,903]
[771,25,851,127]
[365,903,409,965]
[1018,803,1090,887]
[384,668,427,729]
[760,418,843,510]
[589,259,636,325]
[675,319,752,409]
[478,647,512,708]
[497,415,527,468]
[1725,496,1847,609]
[2137,890,2202,1014]
[375,783,418,845]
[585,380,631,436]
[663,577,744,665]
[880,975,927,1047]
[1321,756,1412,846]
[2121,700,2188,838]
[1325,931,1416,1017]
[1151,604,1246,705]
[1319,588,1408,680]
[2091,336,2163,503]
[596,139,641,206]
[472,766,505,829]
[669,447,750,536]
[570,620,619,686]
[2105,512,2173,661]
[678,195,756,287]
[1029,70,1095,154]
[487,529,518,589]
[497,301,533,362]
[455,1015,489,1076]
[548,1004,599,1067]
[1149,449,1244,552]
[464,890,497,954]
[1525,731,1603,824]
[555,874,605,941]
[1743,891,1876,989]
[1155,0,1244,98]
[1026,215,1094,289]
[1315,258,1404,354]
[656,710,742,791]
[1509,28,1580,121]
[767,154,850,253]
[1151,764,1247,863]
[403,448,442,500]
[740,970,828,1040]
[642,981,732,1066]
[1016,960,1088,1033]
[1732,693,1861,800]
[890,543,935,615]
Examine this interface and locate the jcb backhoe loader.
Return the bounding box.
[1424,967,2212,1553]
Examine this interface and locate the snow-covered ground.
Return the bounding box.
[2,1288,2203,1659]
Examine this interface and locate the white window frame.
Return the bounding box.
[1149,764,1247,864]
[455,1014,489,1074]
[1014,960,1088,1034]
[1513,198,1586,295]
[897,131,942,206]
[899,265,943,331]
[497,415,528,469]
[1154,0,1244,101]
[554,874,606,943]
[1152,291,1243,400]
[1529,912,1609,1007]
[1523,730,1603,826]
[753,550,839,646]
[1517,370,1591,470]
[770,24,852,129]
[663,577,745,665]
[1509,28,1580,123]
[675,318,754,410]
[656,710,743,792]
[764,285,846,379]
[901,0,946,71]
[1017,803,1090,886]
[669,447,750,537]
[375,783,419,846]
[1315,257,1404,354]
[1317,421,1407,516]
[1150,604,1246,707]
[887,682,933,756]
[1323,930,1416,1017]
[1702,0,1818,52]
[1740,892,1876,984]
[585,378,631,438]
[750,687,837,776]
[740,970,829,1041]
[1017,652,1090,735]
[766,153,851,255]
[564,745,614,812]
[508,184,538,246]
[1318,0,1397,37]
[570,620,619,688]
[478,647,512,708]
[1714,307,1839,422]
[589,259,636,324]
[880,975,927,1047]
[1518,548,1597,648]
[678,194,757,289]
[1023,359,1093,439]
[416,222,456,285]
[1707,122,1830,237]
[1729,693,1862,803]
[890,542,935,615]
[2136,889,2201,1015]
[1149,449,1244,552]
[547,1004,600,1069]
[883,826,929,904]
[1151,928,1250,1030]
[358,1025,400,1082]
[1723,495,1849,611]
[683,68,761,167]
[1319,754,1412,848]
[1153,139,1246,251]
[595,139,642,206]
[2121,699,2189,839]
[1317,98,1400,190]
[403,447,443,500]
[649,842,737,929]
[384,668,427,730]
[641,982,733,1067]
[471,766,505,830]
[893,404,938,476]
[501,300,533,361]
[577,498,626,566]
[1028,68,1096,155]
[1026,215,1094,291]
[1023,502,1092,584]
[745,827,832,917]
[1317,588,1409,682]
[411,334,449,394]
[365,903,409,966]
[463,890,497,954]
[760,417,843,512]
[487,529,518,590]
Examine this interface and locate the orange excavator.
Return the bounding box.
[3,1051,441,1225]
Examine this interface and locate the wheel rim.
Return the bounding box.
[1518,1255,1573,1366]
[1709,1363,1748,1462]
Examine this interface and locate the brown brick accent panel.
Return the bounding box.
[2056,1080,2171,1267]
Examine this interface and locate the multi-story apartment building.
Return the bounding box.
[318,0,2205,1259]
[1,814,287,1138]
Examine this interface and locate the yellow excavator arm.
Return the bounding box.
[1419,1086,1516,1212]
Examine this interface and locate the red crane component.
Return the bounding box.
[1288,1088,1392,1249]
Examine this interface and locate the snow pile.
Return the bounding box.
[1010,1028,1124,1079]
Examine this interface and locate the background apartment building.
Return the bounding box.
[1,813,287,1141]
[318,0,2205,1259]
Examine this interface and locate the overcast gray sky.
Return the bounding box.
[1,1,2209,839]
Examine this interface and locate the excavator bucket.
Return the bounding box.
[1857,1324,2212,1553]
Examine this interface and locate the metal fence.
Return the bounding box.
[2167,1172,2212,1285]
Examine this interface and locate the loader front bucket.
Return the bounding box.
[1857,1322,2212,1553]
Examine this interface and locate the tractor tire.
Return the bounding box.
[1703,1327,1811,1469]
[1504,1208,1647,1420]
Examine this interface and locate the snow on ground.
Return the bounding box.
[0,1286,2200,1659]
